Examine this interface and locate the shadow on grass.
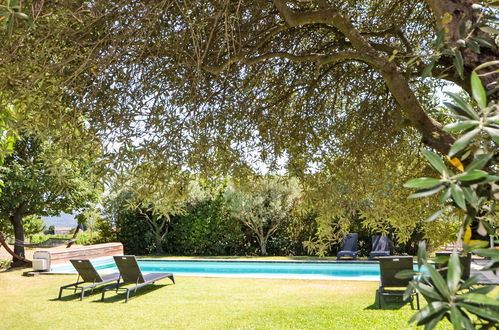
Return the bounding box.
[97,283,174,303]
[50,283,174,303]
[364,295,417,311]
[50,285,111,302]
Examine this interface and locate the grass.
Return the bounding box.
[0,267,452,329]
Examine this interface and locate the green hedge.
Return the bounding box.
[164,198,248,256]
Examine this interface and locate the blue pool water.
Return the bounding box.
[50,258,385,281]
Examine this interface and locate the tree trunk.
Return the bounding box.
[260,243,267,256]
[9,211,28,267]
[154,232,165,254]
[66,224,81,248]
[426,0,499,93]
[257,235,268,256]
[0,233,32,267]
[139,209,167,254]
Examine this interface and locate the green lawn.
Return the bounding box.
[0,267,452,329]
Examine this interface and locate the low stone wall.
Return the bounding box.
[34,242,124,265]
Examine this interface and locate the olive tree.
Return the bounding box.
[0,0,497,249]
[225,177,300,256]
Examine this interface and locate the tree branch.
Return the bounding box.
[272,0,374,52]
[202,50,372,75]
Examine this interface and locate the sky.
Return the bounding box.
[42,213,76,228]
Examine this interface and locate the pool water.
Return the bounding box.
[50,258,385,281]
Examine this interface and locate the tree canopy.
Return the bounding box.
[0,0,497,247]
[3,1,497,169]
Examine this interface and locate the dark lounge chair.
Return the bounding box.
[435,252,471,281]
[377,256,419,309]
[58,259,120,300]
[101,255,175,303]
[337,233,359,260]
[369,235,391,259]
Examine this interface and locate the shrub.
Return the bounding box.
[29,233,93,245]
[115,210,153,255]
[43,225,55,235]
[89,216,117,244]
[165,197,247,256]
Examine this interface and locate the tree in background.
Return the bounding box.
[225,177,301,256]
[105,166,189,254]
[105,189,154,255]
[0,103,15,188]
[0,134,102,265]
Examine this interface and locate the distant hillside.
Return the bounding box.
[42,213,77,228]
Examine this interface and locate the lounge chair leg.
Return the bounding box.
[80,289,85,301]
[58,287,63,300]
[416,293,420,310]
[125,290,130,303]
[101,290,106,302]
[376,289,381,309]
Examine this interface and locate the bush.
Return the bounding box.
[103,189,154,255]
[115,210,153,255]
[282,210,319,256]
[29,233,93,245]
[165,197,247,256]
[43,225,55,235]
[89,216,117,244]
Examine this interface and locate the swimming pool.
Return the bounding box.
[50,258,385,281]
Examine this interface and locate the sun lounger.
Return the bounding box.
[58,259,120,300]
[337,233,359,260]
[377,256,419,309]
[369,235,391,259]
[101,255,175,303]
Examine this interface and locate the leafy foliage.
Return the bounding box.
[0,0,34,36]
[402,243,499,329]
[104,189,155,255]
[165,193,246,256]
[224,176,301,256]
[0,1,495,260]
[0,133,102,261]
[0,103,16,190]
[1,0,493,181]
[0,135,101,218]
[405,63,498,328]
[21,215,45,240]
